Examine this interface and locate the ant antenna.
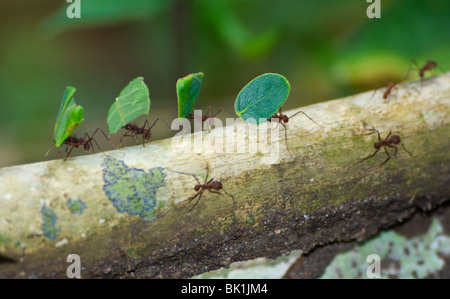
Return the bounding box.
[289,110,323,127]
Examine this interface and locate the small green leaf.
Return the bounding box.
[107,77,150,134]
[53,86,85,147]
[234,73,290,124]
[176,72,204,118]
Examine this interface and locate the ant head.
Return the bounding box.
[282,114,289,123]
[390,135,401,144]
[194,184,201,191]
[144,131,151,140]
[83,142,90,151]
[427,60,437,68]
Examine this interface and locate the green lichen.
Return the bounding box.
[0,234,12,247]
[245,213,256,225]
[41,206,60,241]
[66,198,87,215]
[321,218,450,278]
[102,157,167,221]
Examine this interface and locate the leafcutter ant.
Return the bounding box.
[418,60,438,79]
[49,128,110,161]
[267,108,322,150]
[353,129,412,167]
[168,164,235,212]
[119,118,170,147]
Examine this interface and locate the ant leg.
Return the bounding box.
[118,134,126,148]
[221,188,236,205]
[203,106,214,132]
[354,128,378,137]
[166,168,202,185]
[86,131,102,152]
[223,107,237,118]
[209,190,223,196]
[131,134,137,145]
[289,111,322,127]
[188,190,204,212]
[400,142,413,157]
[141,133,146,147]
[352,148,380,167]
[204,163,211,182]
[55,145,64,159]
[142,119,151,130]
[207,106,212,118]
[92,128,115,149]
[212,108,224,118]
[386,144,398,156]
[384,130,392,140]
[281,122,289,151]
[403,59,419,82]
[365,88,379,107]
[380,146,391,166]
[187,191,201,203]
[208,189,237,206]
[46,146,55,157]
[91,137,101,152]
[64,146,75,161]
[119,132,135,148]
[148,118,171,130]
[81,132,97,154]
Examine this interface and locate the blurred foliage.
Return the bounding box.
[0,0,448,166]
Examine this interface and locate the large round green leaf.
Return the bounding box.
[176,72,204,118]
[53,86,85,147]
[235,73,290,124]
[107,77,150,134]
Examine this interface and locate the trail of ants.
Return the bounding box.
[352,129,412,167]
[167,163,235,212]
[267,108,322,151]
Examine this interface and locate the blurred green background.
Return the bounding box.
[0,0,448,167]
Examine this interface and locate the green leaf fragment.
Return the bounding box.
[235,73,290,124]
[107,77,150,134]
[176,72,204,118]
[53,86,85,147]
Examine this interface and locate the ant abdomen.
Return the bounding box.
[390,135,401,144]
[212,181,223,190]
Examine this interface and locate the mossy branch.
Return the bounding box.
[1,73,450,278]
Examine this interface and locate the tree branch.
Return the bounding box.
[1,73,450,278]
